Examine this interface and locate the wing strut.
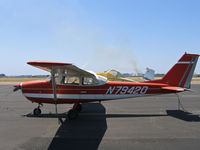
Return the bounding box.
[51,67,58,115]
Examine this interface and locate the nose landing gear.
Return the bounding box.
[76,103,82,112]
[33,104,43,116]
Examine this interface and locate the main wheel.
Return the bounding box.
[33,108,41,116]
[68,109,78,120]
[76,103,82,112]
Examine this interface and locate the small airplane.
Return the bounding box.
[143,68,155,81]
[14,53,199,120]
[97,68,155,82]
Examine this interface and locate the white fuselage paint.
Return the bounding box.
[23,93,151,100]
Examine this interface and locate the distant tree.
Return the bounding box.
[0,74,6,77]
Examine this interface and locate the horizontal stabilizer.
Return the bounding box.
[161,86,185,92]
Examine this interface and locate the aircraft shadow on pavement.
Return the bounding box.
[166,110,200,122]
[47,103,107,150]
[24,103,169,150]
[105,114,167,118]
[25,113,68,118]
[25,112,167,119]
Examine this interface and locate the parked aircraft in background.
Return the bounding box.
[143,68,155,81]
[97,69,135,82]
[14,53,199,120]
[97,68,155,82]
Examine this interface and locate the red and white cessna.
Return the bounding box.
[14,53,199,119]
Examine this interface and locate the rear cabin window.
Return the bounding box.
[82,77,99,85]
[83,77,94,85]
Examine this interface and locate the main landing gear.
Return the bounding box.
[33,104,43,116]
[68,103,82,120]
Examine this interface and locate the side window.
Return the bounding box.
[55,73,63,84]
[64,76,80,85]
[83,77,95,85]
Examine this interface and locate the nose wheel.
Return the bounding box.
[33,104,43,116]
[76,103,82,112]
[33,108,41,116]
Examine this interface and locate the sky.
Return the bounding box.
[0,0,200,75]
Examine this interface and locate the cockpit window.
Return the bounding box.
[64,76,80,85]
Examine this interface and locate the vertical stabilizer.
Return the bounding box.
[161,53,199,88]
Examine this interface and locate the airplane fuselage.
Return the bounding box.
[21,80,174,104]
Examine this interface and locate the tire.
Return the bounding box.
[68,109,78,120]
[76,104,82,112]
[33,108,41,116]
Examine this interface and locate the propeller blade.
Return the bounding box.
[13,85,21,92]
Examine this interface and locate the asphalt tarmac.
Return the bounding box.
[0,83,200,150]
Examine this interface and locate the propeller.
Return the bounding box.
[13,83,22,92]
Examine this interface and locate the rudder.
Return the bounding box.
[161,53,199,88]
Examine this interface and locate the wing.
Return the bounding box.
[27,61,72,72]
[27,61,95,77]
[118,77,135,82]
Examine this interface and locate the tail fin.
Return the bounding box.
[161,53,199,88]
